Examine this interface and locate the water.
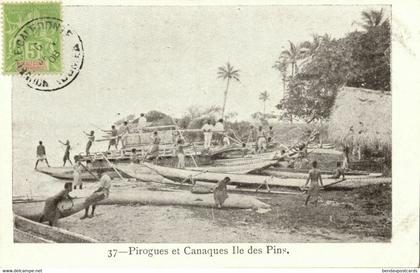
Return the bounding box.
[13,121,110,198]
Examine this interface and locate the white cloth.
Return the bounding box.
[73,164,83,186]
[223,136,230,147]
[204,132,213,149]
[177,153,185,169]
[214,122,224,132]
[202,123,213,132]
[99,174,112,197]
[138,116,147,129]
[257,137,267,152]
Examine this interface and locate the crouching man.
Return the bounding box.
[39,182,73,226]
[80,170,112,219]
[214,177,230,209]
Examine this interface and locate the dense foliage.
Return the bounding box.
[274,9,390,122]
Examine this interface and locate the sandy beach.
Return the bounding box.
[54,183,391,243]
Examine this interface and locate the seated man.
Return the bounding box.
[39,182,73,226]
[130,148,140,164]
[81,170,112,219]
[330,162,346,179]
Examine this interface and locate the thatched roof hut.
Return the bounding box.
[328,86,391,149]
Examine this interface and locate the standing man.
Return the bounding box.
[214,118,225,146]
[267,126,275,143]
[149,131,161,164]
[342,146,350,170]
[202,120,213,149]
[303,161,324,207]
[118,121,129,147]
[83,130,95,156]
[256,126,267,153]
[138,113,147,131]
[247,125,257,143]
[59,140,72,166]
[108,125,118,151]
[176,139,187,169]
[80,170,112,220]
[35,141,50,169]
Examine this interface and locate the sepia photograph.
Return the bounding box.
[7,3,393,244]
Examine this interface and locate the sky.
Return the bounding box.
[13,4,391,131]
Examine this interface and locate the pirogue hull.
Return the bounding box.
[122,163,391,189]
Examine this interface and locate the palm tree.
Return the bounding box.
[217,62,240,119]
[353,9,386,31]
[258,91,270,116]
[280,41,301,77]
[300,34,322,58]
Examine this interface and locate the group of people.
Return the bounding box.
[201,119,226,149]
[35,139,74,169]
[39,164,112,226]
[246,125,275,153]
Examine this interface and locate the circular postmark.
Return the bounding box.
[15,17,84,92]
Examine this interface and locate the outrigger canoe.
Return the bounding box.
[36,166,130,181]
[13,188,269,222]
[123,163,391,189]
[262,167,370,176]
[14,215,98,243]
[187,160,279,174]
[212,151,280,166]
[262,168,380,179]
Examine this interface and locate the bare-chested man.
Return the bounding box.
[303,161,323,206]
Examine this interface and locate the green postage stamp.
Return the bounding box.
[2,2,62,73]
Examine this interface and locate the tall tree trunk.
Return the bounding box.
[291,62,295,77]
[319,119,323,148]
[263,101,266,116]
[283,76,287,98]
[221,78,230,119]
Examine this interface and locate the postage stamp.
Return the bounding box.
[2,2,62,73]
[18,17,84,91]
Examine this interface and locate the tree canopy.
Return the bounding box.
[273,9,390,122]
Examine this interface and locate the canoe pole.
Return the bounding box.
[101,153,126,181]
[171,117,198,167]
[79,162,100,181]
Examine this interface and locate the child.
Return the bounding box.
[330,162,346,179]
[303,161,323,206]
[214,177,230,209]
[73,157,84,190]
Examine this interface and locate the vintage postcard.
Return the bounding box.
[0,0,419,269]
